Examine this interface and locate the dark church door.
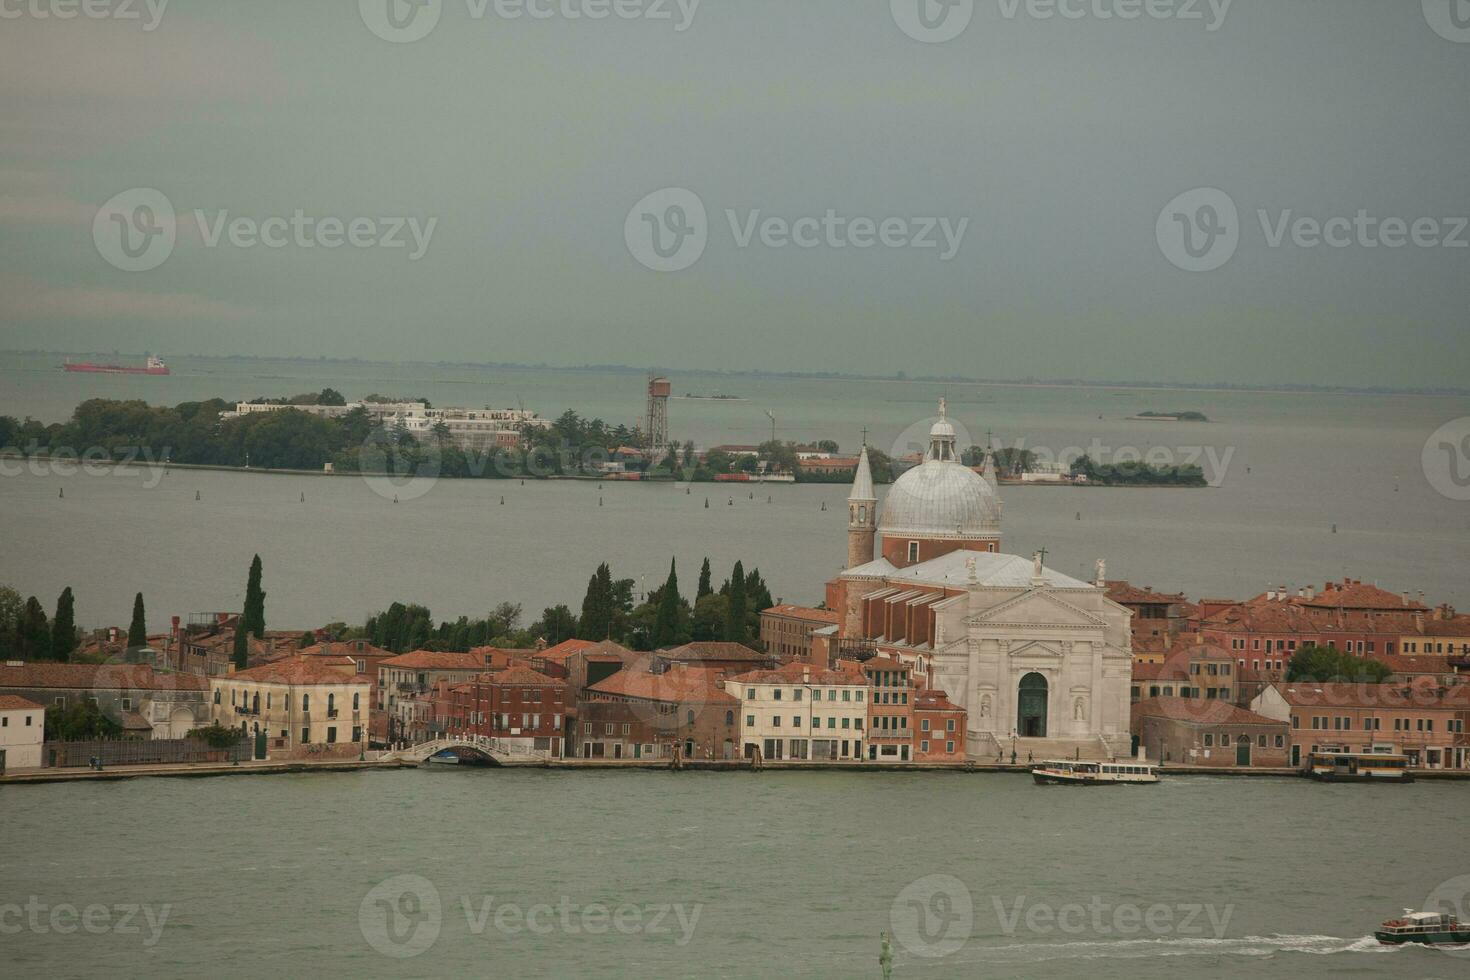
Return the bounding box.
[1017,673,1048,738]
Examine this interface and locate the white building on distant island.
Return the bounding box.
[221,401,549,452]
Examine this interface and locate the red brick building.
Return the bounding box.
[760,604,841,663]
[913,689,966,762]
[577,665,740,761]
[1131,697,1290,768]
[437,666,568,756]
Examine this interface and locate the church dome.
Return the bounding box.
[879,459,1001,539]
[877,400,1001,540]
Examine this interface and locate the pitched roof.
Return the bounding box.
[535,639,599,663]
[1299,580,1426,611]
[298,640,395,660]
[1267,680,1470,710]
[762,604,840,625]
[378,650,494,671]
[1374,654,1457,675]
[1105,581,1187,605]
[489,665,563,687]
[845,549,1093,590]
[660,642,772,664]
[587,667,738,705]
[223,657,370,686]
[1132,696,1284,726]
[0,662,208,692]
[915,689,964,713]
[728,662,867,687]
[0,695,44,711]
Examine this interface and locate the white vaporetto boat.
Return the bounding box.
[1031,759,1160,785]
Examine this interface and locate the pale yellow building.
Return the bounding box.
[209,656,371,760]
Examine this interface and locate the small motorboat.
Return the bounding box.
[1374,910,1470,946]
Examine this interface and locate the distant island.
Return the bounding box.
[1128,410,1210,422]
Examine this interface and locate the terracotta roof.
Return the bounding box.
[298,641,395,659]
[588,667,738,705]
[659,642,772,664]
[915,689,964,713]
[729,662,867,687]
[0,662,208,692]
[1132,696,1283,726]
[1375,654,1457,676]
[535,639,599,663]
[1105,581,1187,605]
[763,604,841,625]
[378,650,494,671]
[489,665,563,687]
[0,695,44,711]
[223,657,370,686]
[1299,580,1426,611]
[1268,680,1470,710]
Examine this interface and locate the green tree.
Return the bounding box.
[1286,645,1393,683]
[653,558,682,649]
[51,587,77,663]
[692,593,728,642]
[45,700,123,741]
[577,563,615,640]
[17,596,49,661]
[0,584,22,653]
[232,622,249,670]
[535,604,578,645]
[127,592,147,650]
[697,558,713,600]
[242,554,266,640]
[725,561,748,645]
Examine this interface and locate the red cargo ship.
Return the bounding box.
[62,354,170,376]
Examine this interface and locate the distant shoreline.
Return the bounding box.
[6,349,1467,398]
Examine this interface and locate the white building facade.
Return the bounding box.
[0,696,45,771]
[827,403,1134,760]
[725,664,869,761]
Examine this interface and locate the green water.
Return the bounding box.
[2,770,1467,978]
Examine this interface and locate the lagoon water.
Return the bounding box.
[2,769,1468,979]
[1,352,1468,629]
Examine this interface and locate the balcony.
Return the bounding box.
[327,708,339,719]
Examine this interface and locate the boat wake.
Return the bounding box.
[951,934,1402,963]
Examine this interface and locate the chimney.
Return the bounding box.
[1304,585,1315,600]
[1402,591,1410,607]
[108,626,118,642]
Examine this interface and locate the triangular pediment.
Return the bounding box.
[1008,640,1064,659]
[968,588,1106,629]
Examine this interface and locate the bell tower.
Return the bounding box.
[847,441,877,568]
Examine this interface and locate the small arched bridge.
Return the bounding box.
[382,735,554,767]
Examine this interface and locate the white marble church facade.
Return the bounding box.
[827,404,1134,759]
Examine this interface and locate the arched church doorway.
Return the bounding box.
[1017,673,1048,738]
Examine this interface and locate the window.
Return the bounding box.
[326,726,337,744]
[908,541,919,562]
[920,741,929,753]
[793,689,803,701]
[300,727,310,744]
[746,715,755,727]
[921,719,931,732]
[946,719,955,732]
[747,688,756,700]
[353,692,360,710]
[1204,734,1214,746]
[946,741,955,753]
[773,716,781,727]
[774,689,783,701]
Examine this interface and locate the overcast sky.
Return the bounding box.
[1,0,1467,388]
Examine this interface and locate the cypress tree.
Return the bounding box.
[127,592,148,650]
[696,558,713,600]
[232,621,249,670]
[725,561,747,644]
[652,558,681,649]
[577,563,614,640]
[241,554,266,639]
[51,587,77,663]
[18,597,50,661]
